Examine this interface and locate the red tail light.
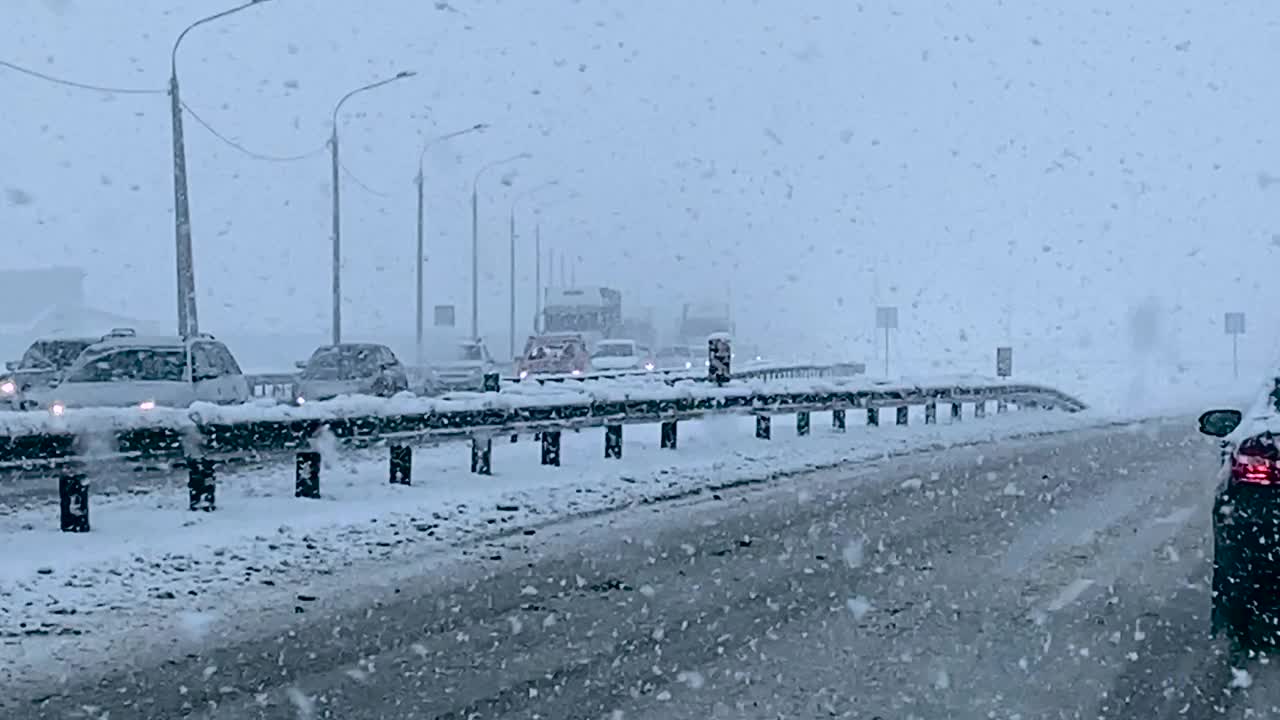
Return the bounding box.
[1232,453,1278,485]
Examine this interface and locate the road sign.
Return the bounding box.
[1225,312,1246,335]
[996,347,1013,378]
[1225,312,1246,379]
[875,306,898,377]
[434,304,456,328]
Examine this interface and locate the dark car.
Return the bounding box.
[294,343,409,404]
[1199,403,1280,648]
[1,335,102,409]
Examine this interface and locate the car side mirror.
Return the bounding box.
[4,361,16,371]
[1198,409,1243,438]
[294,360,307,370]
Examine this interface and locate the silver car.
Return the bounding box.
[34,333,250,412]
[421,339,496,394]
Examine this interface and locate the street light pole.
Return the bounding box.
[508,181,559,359]
[415,123,487,364]
[470,152,531,340]
[329,70,416,345]
[534,221,541,333]
[170,0,274,337]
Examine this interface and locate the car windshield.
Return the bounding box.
[65,347,186,383]
[19,339,93,371]
[592,343,635,358]
[453,343,484,362]
[302,346,383,380]
[525,339,575,360]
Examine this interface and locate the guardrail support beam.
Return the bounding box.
[975,401,986,418]
[660,420,678,449]
[541,430,561,466]
[867,407,879,427]
[389,444,412,485]
[756,414,771,440]
[295,451,321,499]
[951,402,962,421]
[997,399,1008,414]
[832,409,846,431]
[605,424,623,459]
[896,406,909,426]
[471,437,493,474]
[59,471,89,532]
[188,457,215,511]
[796,411,810,436]
[924,402,937,425]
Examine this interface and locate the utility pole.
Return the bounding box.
[169,3,277,335]
[328,71,416,345]
[415,123,487,363]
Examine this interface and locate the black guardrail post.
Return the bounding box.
[389,444,412,485]
[997,398,1008,414]
[896,407,909,426]
[924,401,937,425]
[709,335,731,385]
[59,470,89,532]
[541,430,562,466]
[483,372,500,392]
[755,414,771,439]
[471,437,492,475]
[660,420,678,449]
[188,457,216,511]
[295,451,321,498]
[605,424,622,459]
[832,408,846,431]
[796,411,810,436]
[867,407,879,426]
[951,402,962,421]
[975,401,987,419]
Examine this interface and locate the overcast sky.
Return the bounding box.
[3,0,1279,368]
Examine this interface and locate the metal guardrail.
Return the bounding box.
[245,361,868,400]
[12,373,1085,532]
[0,375,1083,468]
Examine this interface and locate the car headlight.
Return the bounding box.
[138,400,156,411]
[519,370,529,379]
[571,369,582,376]
[295,396,306,406]
[50,401,65,416]
[684,361,692,369]
[0,380,14,395]
[644,362,655,371]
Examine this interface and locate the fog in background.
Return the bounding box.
[3,0,1279,377]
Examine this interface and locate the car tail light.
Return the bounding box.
[1232,453,1279,485]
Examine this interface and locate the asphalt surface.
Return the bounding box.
[10,418,1265,719]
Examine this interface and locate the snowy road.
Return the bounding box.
[8,418,1265,719]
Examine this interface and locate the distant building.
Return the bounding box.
[0,267,157,360]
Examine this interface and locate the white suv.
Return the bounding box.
[34,331,251,412]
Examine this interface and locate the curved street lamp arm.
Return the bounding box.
[172,0,274,77]
[332,71,417,128]
[419,122,488,172]
[473,152,532,194]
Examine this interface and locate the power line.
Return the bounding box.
[3,58,327,164]
[340,159,394,198]
[181,100,327,163]
[0,58,164,95]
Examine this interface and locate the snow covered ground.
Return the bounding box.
[1,404,1132,692]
